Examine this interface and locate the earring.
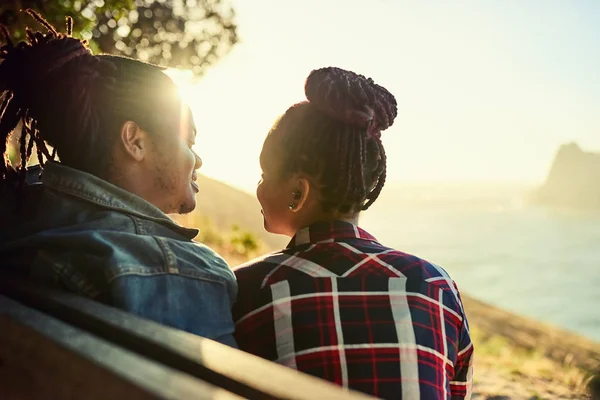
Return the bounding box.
[289,190,301,210]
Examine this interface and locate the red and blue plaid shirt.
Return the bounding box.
[232,221,473,399]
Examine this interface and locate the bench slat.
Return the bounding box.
[0,276,375,400]
[0,295,242,400]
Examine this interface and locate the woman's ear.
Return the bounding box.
[289,177,310,212]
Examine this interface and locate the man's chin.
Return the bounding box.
[177,199,196,215]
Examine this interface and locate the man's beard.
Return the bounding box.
[178,204,192,214]
[178,198,195,214]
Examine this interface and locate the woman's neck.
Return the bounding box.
[339,214,359,226]
[295,213,359,234]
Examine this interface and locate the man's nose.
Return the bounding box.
[193,151,202,170]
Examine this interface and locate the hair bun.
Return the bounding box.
[304,67,397,137]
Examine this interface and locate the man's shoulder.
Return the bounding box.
[3,219,230,293]
[79,230,232,283]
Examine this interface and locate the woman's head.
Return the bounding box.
[0,10,202,214]
[257,67,397,236]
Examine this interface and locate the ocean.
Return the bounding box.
[359,182,600,342]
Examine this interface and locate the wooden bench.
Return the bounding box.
[0,274,375,399]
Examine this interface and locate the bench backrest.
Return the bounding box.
[0,274,375,399]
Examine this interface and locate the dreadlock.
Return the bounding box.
[0,10,180,188]
[262,67,397,215]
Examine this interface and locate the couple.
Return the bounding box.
[0,12,473,400]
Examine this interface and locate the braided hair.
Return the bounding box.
[0,10,179,187]
[263,67,397,215]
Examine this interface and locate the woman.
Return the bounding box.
[233,67,473,398]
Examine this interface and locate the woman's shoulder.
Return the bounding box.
[378,247,454,278]
[233,242,458,289]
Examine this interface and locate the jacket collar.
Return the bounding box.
[40,162,198,239]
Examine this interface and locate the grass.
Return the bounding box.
[470,326,592,398]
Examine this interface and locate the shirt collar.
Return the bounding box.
[287,220,378,248]
[39,162,198,239]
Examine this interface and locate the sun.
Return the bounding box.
[164,68,196,105]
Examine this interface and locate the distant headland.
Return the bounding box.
[533,142,600,209]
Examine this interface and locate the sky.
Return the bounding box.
[169,0,600,193]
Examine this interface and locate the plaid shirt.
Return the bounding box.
[232,221,473,399]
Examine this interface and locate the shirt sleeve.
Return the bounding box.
[394,279,473,399]
[450,294,474,399]
[108,274,238,348]
[451,337,474,399]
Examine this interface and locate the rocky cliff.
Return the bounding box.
[534,142,600,209]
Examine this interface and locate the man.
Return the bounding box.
[0,11,236,345]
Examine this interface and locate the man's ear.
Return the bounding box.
[120,121,148,162]
[290,177,311,212]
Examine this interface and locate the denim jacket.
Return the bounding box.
[0,162,237,347]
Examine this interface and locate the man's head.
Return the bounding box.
[108,99,202,214]
[0,10,201,214]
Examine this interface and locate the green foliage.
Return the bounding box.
[230,224,260,258]
[194,216,225,247]
[0,0,237,76]
[7,144,18,166]
[183,215,264,262]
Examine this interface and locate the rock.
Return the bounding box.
[532,142,600,209]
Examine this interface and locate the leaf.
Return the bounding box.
[0,0,237,76]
